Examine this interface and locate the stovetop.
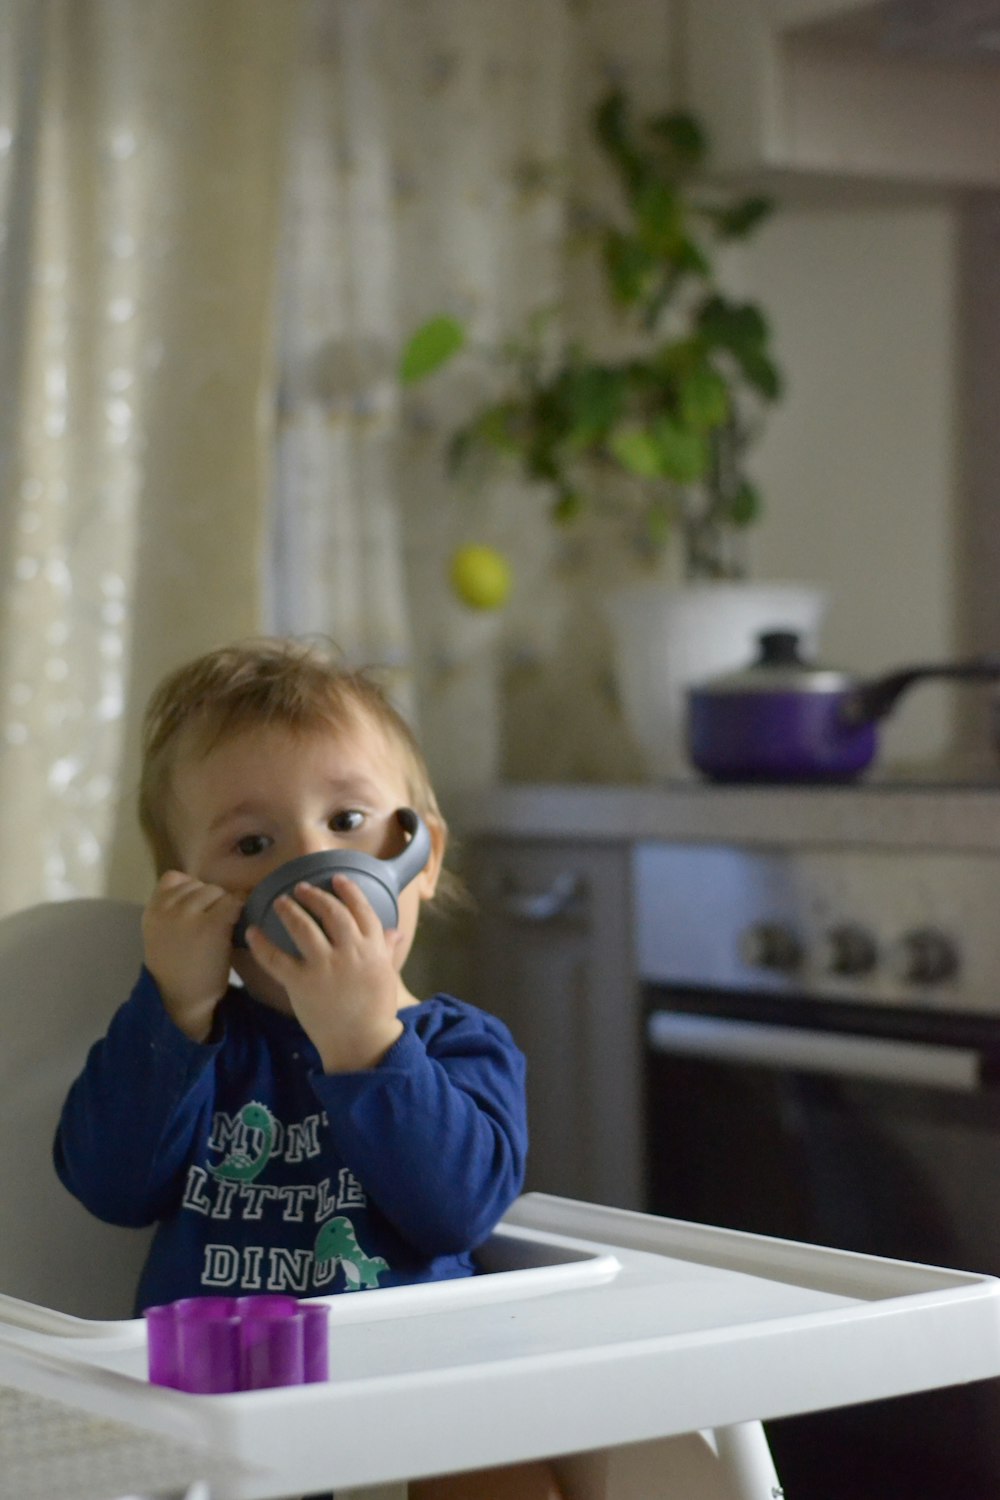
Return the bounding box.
[634,840,1000,1014]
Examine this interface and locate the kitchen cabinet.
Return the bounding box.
[684,0,1000,188]
[463,835,644,1210]
[454,781,1000,1221]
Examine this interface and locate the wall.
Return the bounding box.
[741,197,962,772]
[486,26,999,784]
[492,178,970,783]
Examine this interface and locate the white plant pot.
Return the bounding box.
[605,581,828,780]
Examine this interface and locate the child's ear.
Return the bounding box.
[416,816,447,901]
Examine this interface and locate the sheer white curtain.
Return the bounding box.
[269,0,676,796]
[269,0,412,703]
[0,0,678,916]
[0,0,300,913]
[270,0,584,780]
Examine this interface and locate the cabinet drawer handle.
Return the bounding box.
[499,872,585,923]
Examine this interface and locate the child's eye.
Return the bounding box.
[329,809,365,832]
[235,833,272,857]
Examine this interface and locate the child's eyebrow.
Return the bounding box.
[207,800,269,834]
[206,780,387,834]
[315,775,386,807]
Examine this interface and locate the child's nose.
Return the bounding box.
[289,828,344,861]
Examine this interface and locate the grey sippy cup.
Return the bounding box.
[233,807,431,957]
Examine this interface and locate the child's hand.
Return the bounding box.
[143,872,245,1043]
[245,876,403,1072]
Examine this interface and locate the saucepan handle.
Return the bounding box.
[840,658,1000,729]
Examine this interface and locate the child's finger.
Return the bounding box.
[244,912,303,973]
[328,873,383,937]
[152,873,236,919]
[279,890,349,959]
[203,886,244,919]
[176,884,236,920]
[150,872,203,910]
[290,880,363,943]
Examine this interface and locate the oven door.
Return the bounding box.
[644,988,1000,1499]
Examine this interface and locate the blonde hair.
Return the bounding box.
[139,638,449,888]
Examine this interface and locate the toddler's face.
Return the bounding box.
[167,715,442,1009]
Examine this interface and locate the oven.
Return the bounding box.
[637,841,1000,1500]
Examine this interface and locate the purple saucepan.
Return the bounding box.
[687,630,1000,783]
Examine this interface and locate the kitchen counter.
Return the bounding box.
[452,779,1000,853]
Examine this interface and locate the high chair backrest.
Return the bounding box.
[0,897,152,1319]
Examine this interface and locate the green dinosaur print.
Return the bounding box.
[209,1102,275,1183]
[314,1215,389,1290]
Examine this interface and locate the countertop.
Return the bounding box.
[451,778,1000,853]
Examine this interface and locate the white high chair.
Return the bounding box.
[0,897,152,1318]
[0,898,784,1500]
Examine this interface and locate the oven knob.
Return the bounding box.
[821,923,878,978]
[739,921,802,973]
[892,927,960,986]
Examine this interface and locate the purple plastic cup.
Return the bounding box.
[237,1294,299,1318]
[175,1295,239,1320]
[175,1298,241,1394]
[144,1303,179,1389]
[146,1294,327,1393]
[238,1297,305,1390]
[301,1301,330,1383]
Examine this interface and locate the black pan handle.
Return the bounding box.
[840,658,1000,729]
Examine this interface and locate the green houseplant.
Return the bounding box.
[400,86,784,589]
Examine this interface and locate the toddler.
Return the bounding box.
[55,637,529,1312]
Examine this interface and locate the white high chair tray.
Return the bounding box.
[1,1193,999,1499]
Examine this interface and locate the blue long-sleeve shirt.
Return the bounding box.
[54,969,527,1312]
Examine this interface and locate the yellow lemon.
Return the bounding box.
[449,544,513,611]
